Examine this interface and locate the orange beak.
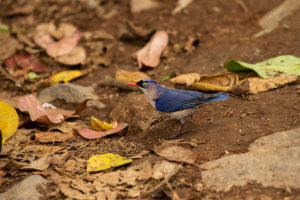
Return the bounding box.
[128,83,139,87]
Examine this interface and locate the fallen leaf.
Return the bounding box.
[172,0,193,14]
[52,23,77,39]
[233,75,298,95]
[115,70,150,83]
[0,101,19,144]
[33,23,56,49]
[49,70,84,85]
[154,145,197,164]
[5,51,49,73]
[76,123,128,139]
[90,116,117,131]
[55,46,86,65]
[35,131,73,143]
[46,31,80,58]
[0,33,22,61]
[22,153,50,171]
[225,55,300,78]
[137,30,168,69]
[87,153,132,173]
[131,0,160,13]
[59,183,93,200]
[191,72,238,92]
[20,145,65,156]
[152,160,180,180]
[18,95,86,124]
[170,73,202,86]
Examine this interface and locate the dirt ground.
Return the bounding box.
[0,0,300,199]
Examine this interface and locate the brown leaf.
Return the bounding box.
[18,94,86,124]
[154,145,196,164]
[35,131,73,143]
[46,31,80,58]
[55,46,86,65]
[76,123,128,139]
[22,153,50,171]
[233,75,298,95]
[137,30,168,69]
[33,23,56,49]
[170,73,202,86]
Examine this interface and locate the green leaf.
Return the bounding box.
[225,55,300,78]
[0,24,9,33]
[87,153,132,173]
[28,72,38,80]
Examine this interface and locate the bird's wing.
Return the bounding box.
[155,88,228,112]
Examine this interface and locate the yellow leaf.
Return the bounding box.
[0,101,19,144]
[191,73,238,92]
[115,70,150,83]
[87,153,132,173]
[90,116,115,131]
[50,70,83,85]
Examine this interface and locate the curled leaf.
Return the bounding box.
[137,30,168,69]
[55,46,86,65]
[49,70,84,85]
[87,153,132,173]
[76,123,128,139]
[170,73,201,86]
[18,95,87,124]
[0,101,19,144]
[90,116,117,131]
[191,72,238,92]
[46,31,80,58]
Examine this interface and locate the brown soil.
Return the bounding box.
[0,0,300,199]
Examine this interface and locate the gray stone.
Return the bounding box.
[38,83,99,104]
[0,175,48,200]
[201,128,300,192]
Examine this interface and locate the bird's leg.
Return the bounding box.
[165,118,190,140]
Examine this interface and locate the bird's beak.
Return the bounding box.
[128,83,139,87]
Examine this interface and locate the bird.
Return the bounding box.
[128,79,228,139]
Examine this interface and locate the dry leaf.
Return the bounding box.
[87,153,132,173]
[115,70,150,83]
[0,101,19,143]
[170,73,202,86]
[52,23,77,39]
[233,75,298,95]
[137,30,168,69]
[154,145,196,164]
[191,72,238,92]
[49,70,84,85]
[22,153,50,171]
[55,46,86,65]
[18,95,88,124]
[90,116,116,131]
[76,123,128,139]
[33,23,56,49]
[152,160,180,180]
[46,31,80,58]
[35,131,73,143]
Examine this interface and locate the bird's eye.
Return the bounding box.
[142,82,147,88]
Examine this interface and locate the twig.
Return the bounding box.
[236,0,248,13]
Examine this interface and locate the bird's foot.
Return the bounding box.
[165,128,192,140]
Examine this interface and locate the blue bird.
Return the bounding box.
[129,79,228,139]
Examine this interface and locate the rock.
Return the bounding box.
[0,175,48,200]
[38,83,99,104]
[201,128,300,192]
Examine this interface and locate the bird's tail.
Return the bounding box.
[208,92,229,103]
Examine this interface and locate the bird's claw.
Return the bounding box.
[165,128,192,140]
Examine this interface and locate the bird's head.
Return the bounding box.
[128,79,162,100]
